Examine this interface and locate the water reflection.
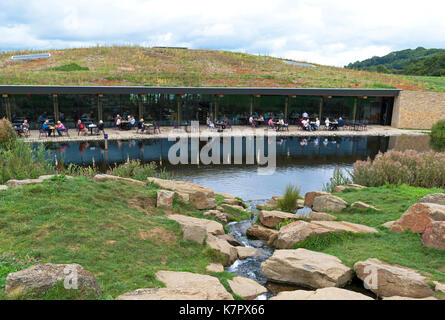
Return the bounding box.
[36,134,432,200]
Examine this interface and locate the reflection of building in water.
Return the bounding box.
[40,136,394,168]
[388,135,432,152]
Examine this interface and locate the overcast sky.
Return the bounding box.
[1,0,445,66]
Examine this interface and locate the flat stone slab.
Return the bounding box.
[228,276,267,299]
[419,193,445,206]
[0,185,8,191]
[269,220,378,249]
[354,258,434,298]
[261,248,352,289]
[351,201,379,211]
[93,174,146,186]
[155,271,233,300]
[117,288,211,300]
[206,235,238,266]
[246,224,279,241]
[269,287,373,300]
[259,210,303,228]
[206,263,224,273]
[333,184,366,193]
[236,246,265,260]
[313,195,348,212]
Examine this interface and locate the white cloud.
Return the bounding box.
[0,0,444,66]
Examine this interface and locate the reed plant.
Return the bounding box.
[352,150,445,188]
[278,184,302,213]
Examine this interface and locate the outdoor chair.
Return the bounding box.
[154,124,161,134]
[39,128,47,138]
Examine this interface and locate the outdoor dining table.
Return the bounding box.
[143,123,154,133]
[88,124,97,135]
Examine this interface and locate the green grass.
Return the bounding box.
[0,177,237,299]
[294,184,445,284]
[0,46,429,90]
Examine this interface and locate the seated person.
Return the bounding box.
[311,117,320,130]
[338,117,344,128]
[249,115,256,127]
[55,121,67,136]
[268,118,275,128]
[325,117,330,130]
[208,120,215,130]
[130,116,136,128]
[42,120,53,137]
[115,115,122,129]
[137,118,145,133]
[98,120,105,134]
[22,119,30,136]
[77,120,87,135]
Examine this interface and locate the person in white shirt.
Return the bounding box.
[325,117,330,130]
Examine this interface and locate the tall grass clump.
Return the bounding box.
[322,167,353,193]
[0,119,54,183]
[108,159,170,181]
[278,184,302,213]
[0,118,16,148]
[352,150,445,188]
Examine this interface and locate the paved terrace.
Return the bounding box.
[22,125,429,143]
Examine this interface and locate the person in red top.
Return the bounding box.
[77,120,87,135]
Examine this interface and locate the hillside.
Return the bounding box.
[346,47,445,76]
[0,46,428,91]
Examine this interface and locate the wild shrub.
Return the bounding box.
[108,159,170,181]
[352,150,445,188]
[278,184,302,213]
[0,118,16,148]
[0,140,55,183]
[322,167,353,193]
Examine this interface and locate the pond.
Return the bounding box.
[36,134,432,200]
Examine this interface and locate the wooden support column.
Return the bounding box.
[352,97,357,121]
[97,94,103,121]
[2,94,11,121]
[176,94,182,125]
[138,94,144,120]
[319,97,323,120]
[284,96,289,120]
[214,96,219,122]
[249,95,254,115]
[52,94,59,123]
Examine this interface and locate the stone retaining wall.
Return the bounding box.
[392,91,445,129]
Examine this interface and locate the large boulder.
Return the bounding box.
[259,210,303,228]
[156,190,174,208]
[155,271,233,300]
[269,220,378,249]
[390,202,445,234]
[269,287,373,300]
[217,234,243,246]
[304,191,330,207]
[434,281,445,294]
[220,204,247,213]
[227,276,267,299]
[307,211,336,221]
[246,224,279,241]
[354,258,434,298]
[419,193,445,206]
[236,246,265,260]
[203,210,229,224]
[222,198,247,208]
[206,263,224,273]
[422,221,445,250]
[333,184,366,193]
[168,214,224,244]
[147,177,217,209]
[261,249,352,288]
[313,195,348,212]
[206,235,238,266]
[5,263,102,298]
[117,288,210,300]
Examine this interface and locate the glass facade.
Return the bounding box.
[0,91,395,128]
